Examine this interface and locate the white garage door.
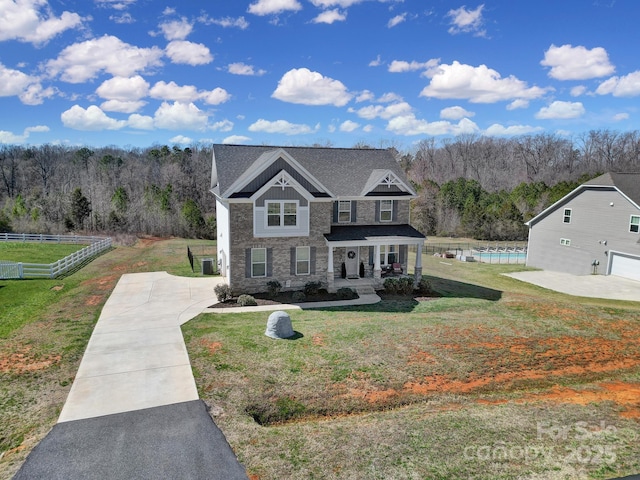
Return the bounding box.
[609,252,640,282]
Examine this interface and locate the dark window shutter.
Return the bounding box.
[245,248,252,278]
[351,201,357,222]
[392,200,398,221]
[369,246,374,265]
[290,247,296,275]
[333,201,338,223]
[310,247,316,274]
[375,201,380,223]
[399,245,407,264]
[267,248,273,277]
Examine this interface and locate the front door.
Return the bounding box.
[345,248,359,278]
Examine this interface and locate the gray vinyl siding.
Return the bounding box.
[237,157,323,196]
[527,188,640,275]
[255,186,309,206]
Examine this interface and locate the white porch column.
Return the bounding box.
[327,245,335,292]
[373,244,381,279]
[414,242,423,282]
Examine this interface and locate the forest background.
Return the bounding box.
[1,129,637,241]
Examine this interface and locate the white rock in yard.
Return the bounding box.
[265,310,294,339]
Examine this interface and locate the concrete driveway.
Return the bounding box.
[506,271,640,302]
[14,271,248,480]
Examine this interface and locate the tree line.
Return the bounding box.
[1,129,638,240]
[0,144,215,238]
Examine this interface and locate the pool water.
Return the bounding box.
[474,251,527,264]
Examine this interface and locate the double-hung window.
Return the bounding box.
[267,201,297,227]
[338,200,351,223]
[563,208,572,224]
[251,248,266,277]
[380,200,393,222]
[630,215,640,233]
[380,245,397,265]
[296,246,310,275]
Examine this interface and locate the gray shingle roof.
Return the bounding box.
[584,172,640,206]
[325,225,425,242]
[212,144,414,198]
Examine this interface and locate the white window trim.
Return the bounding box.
[338,200,351,223]
[630,215,640,233]
[251,247,267,278]
[266,200,299,229]
[380,245,398,266]
[380,200,393,222]
[562,208,572,224]
[296,246,310,275]
[560,238,571,246]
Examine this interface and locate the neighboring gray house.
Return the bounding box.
[526,172,640,280]
[210,144,426,294]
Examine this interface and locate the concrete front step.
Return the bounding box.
[355,285,377,296]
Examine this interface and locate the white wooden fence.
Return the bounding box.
[0,233,112,279]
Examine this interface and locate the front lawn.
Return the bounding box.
[183,255,640,480]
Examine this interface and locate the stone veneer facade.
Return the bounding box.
[228,198,412,294]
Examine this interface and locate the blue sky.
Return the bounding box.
[1,0,640,149]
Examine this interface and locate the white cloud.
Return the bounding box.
[227,62,266,76]
[387,13,406,28]
[339,120,359,132]
[420,61,549,103]
[46,35,164,83]
[100,99,146,113]
[149,81,230,105]
[249,118,317,135]
[200,87,232,105]
[596,71,640,97]
[96,75,149,101]
[0,62,53,105]
[355,90,375,102]
[0,125,49,144]
[386,114,479,136]
[199,15,249,29]
[377,92,403,103]
[61,105,127,130]
[309,0,366,7]
[169,134,193,144]
[272,68,352,106]
[541,44,614,80]
[153,101,209,130]
[570,85,587,97]
[127,113,154,130]
[312,9,346,24]
[95,0,137,10]
[248,0,302,15]
[110,13,134,24]
[363,124,373,133]
[165,40,213,65]
[0,0,85,45]
[388,59,439,73]
[223,135,251,144]
[613,112,629,121]
[369,55,382,67]
[535,100,585,119]
[350,101,412,120]
[440,106,475,120]
[446,4,485,36]
[506,99,529,110]
[484,124,543,136]
[211,119,234,132]
[159,18,193,41]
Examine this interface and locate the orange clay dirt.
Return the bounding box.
[0,345,61,374]
[341,307,640,419]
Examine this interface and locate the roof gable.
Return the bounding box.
[212,144,415,200]
[361,169,415,196]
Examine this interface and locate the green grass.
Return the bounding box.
[0,238,215,478]
[183,253,640,480]
[0,242,83,264]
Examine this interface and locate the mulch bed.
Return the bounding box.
[208,289,355,309]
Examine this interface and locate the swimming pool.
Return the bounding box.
[473,251,527,264]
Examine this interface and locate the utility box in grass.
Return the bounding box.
[201,258,214,275]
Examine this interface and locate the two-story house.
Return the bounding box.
[526,172,640,281]
[211,144,426,294]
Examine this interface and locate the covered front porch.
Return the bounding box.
[324,225,425,292]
